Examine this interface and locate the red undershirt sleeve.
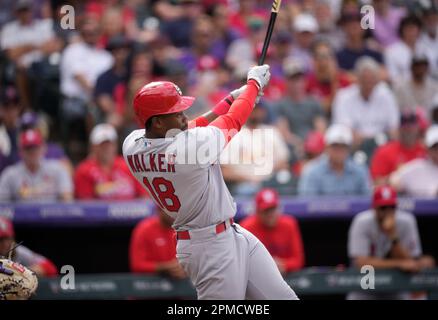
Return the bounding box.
[209,80,259,143]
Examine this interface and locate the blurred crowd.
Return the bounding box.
[1,0,438,201]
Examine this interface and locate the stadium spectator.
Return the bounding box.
[226,14,267,70]
[0,86,22,173]
[370,111,426,185]
[129,208,186,279]
[240,188,305,274]
[306,40,353,116]
[372,0,406,48]
[221,103,290,196]
[314,0,343,51]
[384,15,424,84]
[290,13,319,73]
[336,11,384,72]
[0,216,58,276]
[60,17,113,161]
[0,129,73,202]
[298,124,371,196]
[74,123,146,200]
[0,0,56,109]
[390,125,438,197]
[158,0,203,48]
[94,35,132,129]
[418,5,438,80]
[275,58,326,157]
[347,186,435,300]
[332,57,400,150]
[292,131,325,177]
[393,54,438,115]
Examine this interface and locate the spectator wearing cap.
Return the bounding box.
[221,103,290,196]
[372,0,407,48]
[0,86,22,173]
[290,13,319,73]
[298,124,371,196]
[417,6,438,79]
[94,35,132,129]
[332,57,400,148]
[60,17,113,160]
[292,131,325,177]
[0,129,73,202]
[390,125,438,197]
[370,111,426,185]
[0,0,57,109]
[74,124,146,200]
[240,188,305,274]
[275,58,326,158]
[347,186,435,300]
[305,40,353,116]
[393,54,438,115]
[384,15,426,84]
[0,216,58,276]
[129,207,186,279]
[335,11,383,71]
[19,111,73,176]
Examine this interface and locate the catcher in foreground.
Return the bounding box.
[0,256,38,300]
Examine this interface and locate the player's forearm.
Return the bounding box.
[189,95,234,128]
[209,80,259,141]
[389,242,412,260]
[353,256,405,269]
[130,260,158,273]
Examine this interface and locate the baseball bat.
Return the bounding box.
[258,0,282,65]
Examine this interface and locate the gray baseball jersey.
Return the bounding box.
[0,160,73,202]
[347,209,422,300]
[122,127,235,230]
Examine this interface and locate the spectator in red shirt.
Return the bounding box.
[0,216,57,277]
[306,40,353,117]
[129,208,186,279]
[370,111,427,185]
[74,123,146,200]
[240,188,305,275]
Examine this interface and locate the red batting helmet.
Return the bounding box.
[133,81,195,126]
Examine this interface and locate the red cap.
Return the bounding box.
[133,81,195,126]
[304,131,325,155]
[255,188,279,211]
[19,129,43,148]
[373,186,397,208]
[0,216,14,238]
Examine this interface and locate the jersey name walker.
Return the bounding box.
[123,127,235,230]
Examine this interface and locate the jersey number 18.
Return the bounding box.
[142,177,181,212]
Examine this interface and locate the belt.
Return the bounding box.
[176,218,234,240]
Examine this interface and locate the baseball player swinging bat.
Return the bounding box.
[123,0,297,300]
[259,0,282,65]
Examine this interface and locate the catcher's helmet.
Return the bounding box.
[133,81,195,126]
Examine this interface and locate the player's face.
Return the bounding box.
[258,207,279,228]
[0,237,13,256]
[375,205,396,226]
[20,145,45,168]
[160,112,189,133]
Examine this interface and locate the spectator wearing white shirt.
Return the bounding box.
[390,125,438,197]
[384,15,425,84]
[59,17,113,162]
[333,57,400,151]
[418,6,438,80]
[0,0,57,109]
